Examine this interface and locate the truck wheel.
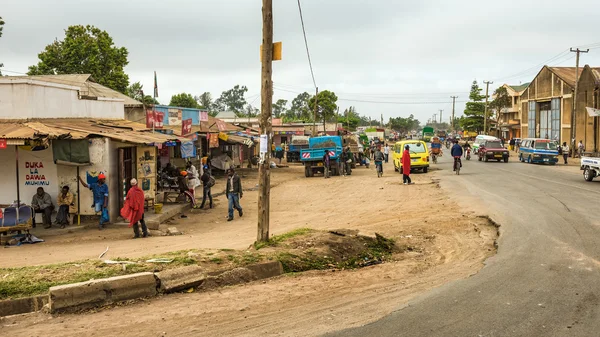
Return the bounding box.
[309,168,315,177]
[305,166,310,178]
[584,168,595,181]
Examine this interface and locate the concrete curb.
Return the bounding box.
[2,261,284,317]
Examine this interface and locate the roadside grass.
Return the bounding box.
[253,228,313,250]
[0,229,397,300]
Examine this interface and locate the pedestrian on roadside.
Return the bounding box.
[323,150,331,179]
[383,143,390,163]
[226,168,243,221]
[78,173,109,230]
[402,144,413,185]
[186,161,200,198]
[344,147,353,175]
[578,140,585,158]
[56,186,73,228]
[122,178,147,238]
[509,138,516,151]
[199,165,214,209]
[561,142,569,164]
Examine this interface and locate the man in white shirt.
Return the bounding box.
[383,144,390,163]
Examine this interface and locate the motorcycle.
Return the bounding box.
[466,148,471,161]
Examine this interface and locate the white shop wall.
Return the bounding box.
[0,146,58,206]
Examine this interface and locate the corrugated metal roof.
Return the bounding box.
[548,67,582,88]
[161,116,240,135]
[4,74,142,106]
[507,82,530,93]
[0,119,179,144]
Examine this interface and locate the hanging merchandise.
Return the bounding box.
[209,133,219,148]
[180,141,196,159]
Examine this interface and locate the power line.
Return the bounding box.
[296,0,317,88]
[274,82,467,97]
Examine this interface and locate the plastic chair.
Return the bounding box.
[3,207,17,227]
[18,206,33,225]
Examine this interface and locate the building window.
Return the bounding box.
[528,101,536,138]
[551,98,560,142]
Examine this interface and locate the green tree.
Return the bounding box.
[308,90,338,133]
[287,92,312,121]
[460,80,486,132]
[242,104,259,118]
[169,93,199,108]
[195,92,212,110]
[490,86,511,134]
[389,114,421,134]
[125,81,159,106]
[214,85,248,115]
[0,16,4,75]
[272,99,288,118]
[338,106,361,131]
[27,25,129,93]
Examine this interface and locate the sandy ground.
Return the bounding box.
[0,161,497,337]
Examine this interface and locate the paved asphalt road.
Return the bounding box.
[328,152,600,337]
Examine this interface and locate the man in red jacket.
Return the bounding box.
[402,144,414,185]
[122,178,147,238]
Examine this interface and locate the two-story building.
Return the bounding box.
[573,65,600,152]
[497,83,529,140]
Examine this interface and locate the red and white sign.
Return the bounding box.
[302,153,310,159]
[199,110,209,122]
[146,110,164,129]
[181,118,192,136]
[329,151,335,157]
[0,139,6,149]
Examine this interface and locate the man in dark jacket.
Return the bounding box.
[199,165,213,209]
[226,168,243,221]
[323,151,331,179]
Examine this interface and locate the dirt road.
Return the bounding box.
[1,161,497,336]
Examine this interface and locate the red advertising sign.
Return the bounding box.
[181,118,192,136]
[146,110,164,129]
[0,139,6,149]
[216,119,227,132]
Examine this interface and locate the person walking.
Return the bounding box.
[186,161,200,198]
[122,178,147,238]
[78,173,109,230]
[344,147,353,176]
[401,144,413,185]
[32,187,54,229]
[383,143,390,163]
[226,168,243,221]
[199,165,214,209]
[509,138,516,151]
[323,150,331,179]
[561,142,570,164]
[578,140,585,158]
[56,186,73,228]
[374,146,384,177]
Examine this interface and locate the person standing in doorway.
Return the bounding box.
[323,150,331,179]
[32,187,54,229]
[226,168,243,221]
[78,173,109,230]
[199,165,214,209]
[123,178,147,238]
[383,143,390,163]
[561,142,570,164]
[402,144,413,185]
[56,186,73,228]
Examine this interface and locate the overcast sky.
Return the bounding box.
[2,0,600,124]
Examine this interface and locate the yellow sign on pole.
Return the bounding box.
[260,42,282,61]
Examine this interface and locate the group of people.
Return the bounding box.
[558,140,585,165]
[31,185,75,229]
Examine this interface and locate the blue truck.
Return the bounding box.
[300,136,343,177]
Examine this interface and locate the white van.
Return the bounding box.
[472,135,499,153]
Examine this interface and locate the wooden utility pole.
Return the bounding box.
[451,96,458,131]
[483,81,493,134]
[439,109,443,124]
[570,47,589,157]
[312,87,319,135]
[257,0,273,243]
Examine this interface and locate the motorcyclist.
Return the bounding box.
[451,140,464,171]
[462,139,471,158]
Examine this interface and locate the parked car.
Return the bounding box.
[478,140,509,162]
[393,140,430,173]
[518,138,559,164]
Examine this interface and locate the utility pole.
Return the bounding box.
[451,96,458,131]
[312,87,319,135]
[439,109,443,124]
[483,81,493,134]
[432,114,437,127]
[258,0,273,243]
[570,47,589,157]
[380,114,383,128]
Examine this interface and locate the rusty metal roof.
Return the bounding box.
[547,67,582,88]
[0,119,179,144]
[161,116,240,135]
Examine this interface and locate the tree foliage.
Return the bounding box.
[460,80,486,132]
[490,86,511,124]
[27,25,129,93]
[169,93,199,109]
[308,90,338,130]
[272,99,288,118]
[389,114,421,134]
[0,16,4,75]
[125,81,159,106]
[337,106,361,131]
[243,104,260,118]
[284,92,312,121]
[214,85,248,115]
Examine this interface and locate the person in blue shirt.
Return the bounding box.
[450,140,464,171]
[78,173,109,229]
